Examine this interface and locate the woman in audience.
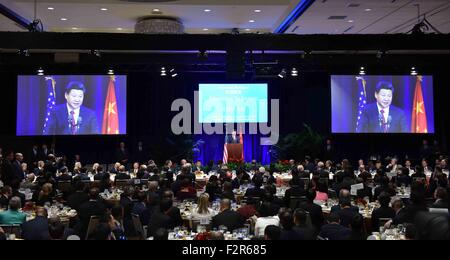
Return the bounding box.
[191,193,215,220]
[254,202,279,238]
[33,183,54,206]
[109,207,126,240]
[221,181,235,201]
[315,178,329,202]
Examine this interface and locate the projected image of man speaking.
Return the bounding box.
[43,81,99,135]
[356,81,408,133]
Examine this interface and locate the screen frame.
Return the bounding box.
[15,74,129,137]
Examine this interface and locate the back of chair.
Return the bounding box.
[0,224,21,239]
[131,213,146,240]
[58,181,72,193]
[289,196,307,210]
[85,215,100,240]
[115,179,130,189]
[191,218,212,233]
[378,218,392,229]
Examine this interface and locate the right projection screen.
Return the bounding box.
[331,75,434,134]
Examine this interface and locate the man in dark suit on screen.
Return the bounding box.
[356,81,408,133]
[43,81,99,135]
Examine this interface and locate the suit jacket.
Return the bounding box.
[299,201,325,230]
[226,135,241,144]
[211,209,245,231]
[77,200,107,236]
[12,160,25,181]
[21,216,50,240]
[319,223,352,240]
[43,104,99,135]
[357,103,408,133]
[67,191,90,211]
[147,211,172,238]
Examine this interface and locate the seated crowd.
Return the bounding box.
[0,144,448,240]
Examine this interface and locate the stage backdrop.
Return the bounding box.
[331,75,434,134]
[16,75,127,136]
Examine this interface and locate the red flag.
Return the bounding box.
[102,76,119,135]
[411,76,428,133]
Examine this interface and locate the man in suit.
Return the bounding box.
[226,130,240,144]
[21,207,50,240]
[298,189,325,231]
[12,153,25,182]
[211,199,245,232]
[147,198,175,238]
[66,181,90,211]
[115,142,130,166]
[357,81,408,133]
[319,212,352,240]
[76,188,107,238]
[43,81,99,135]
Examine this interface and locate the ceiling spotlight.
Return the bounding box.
[117,27,123,31]
[170,69,178,77]
[411,67,418,76]
[365,8,372,12]
[249,20,255,23]
[254,9,262,13]
[107,69,114,75]
[161,67,167,76]
[47,7,54,10]
[376,50,386,59]
[348,20,354,23]
[359,66,366,75]
[60,18,67,21]
[17,49,30,57]
[100,8,108,11]
[90,49,101,57]
[198,50,208,60]
[204,9,211,12]
[291,68,299,77]
[37,67,44,76]
[278,69,287,79]
[202,28,209,31]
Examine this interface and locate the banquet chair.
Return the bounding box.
[0,224,21,239]
[85,215,100,240]
[131,213,147,240]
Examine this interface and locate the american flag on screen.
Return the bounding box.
[43,76,56,134]
[355,76,367,131]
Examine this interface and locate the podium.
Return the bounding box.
[227,144,243,163]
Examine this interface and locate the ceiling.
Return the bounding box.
[0,0,449,34]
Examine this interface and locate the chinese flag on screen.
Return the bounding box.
[102,76,119,135]
[411,76,428,133]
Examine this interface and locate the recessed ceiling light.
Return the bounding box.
[71,27,78,30]
[249,20,255,23]
[204,9,211,12]
[47,7,54,10]
[117,27,123,31]
[254,9,261,13]
[245,29,251,31]
[100,8,108,11]
[365,8,372,12]
[153,8,160,12]
[60,18,67,21]
[348,20,354,23]
[203,28,209,31]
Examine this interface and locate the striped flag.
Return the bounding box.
[43,76,56,134]
[223,135,228,164]
[355,76,367,131]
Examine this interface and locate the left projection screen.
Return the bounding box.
[17,75,127,136]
